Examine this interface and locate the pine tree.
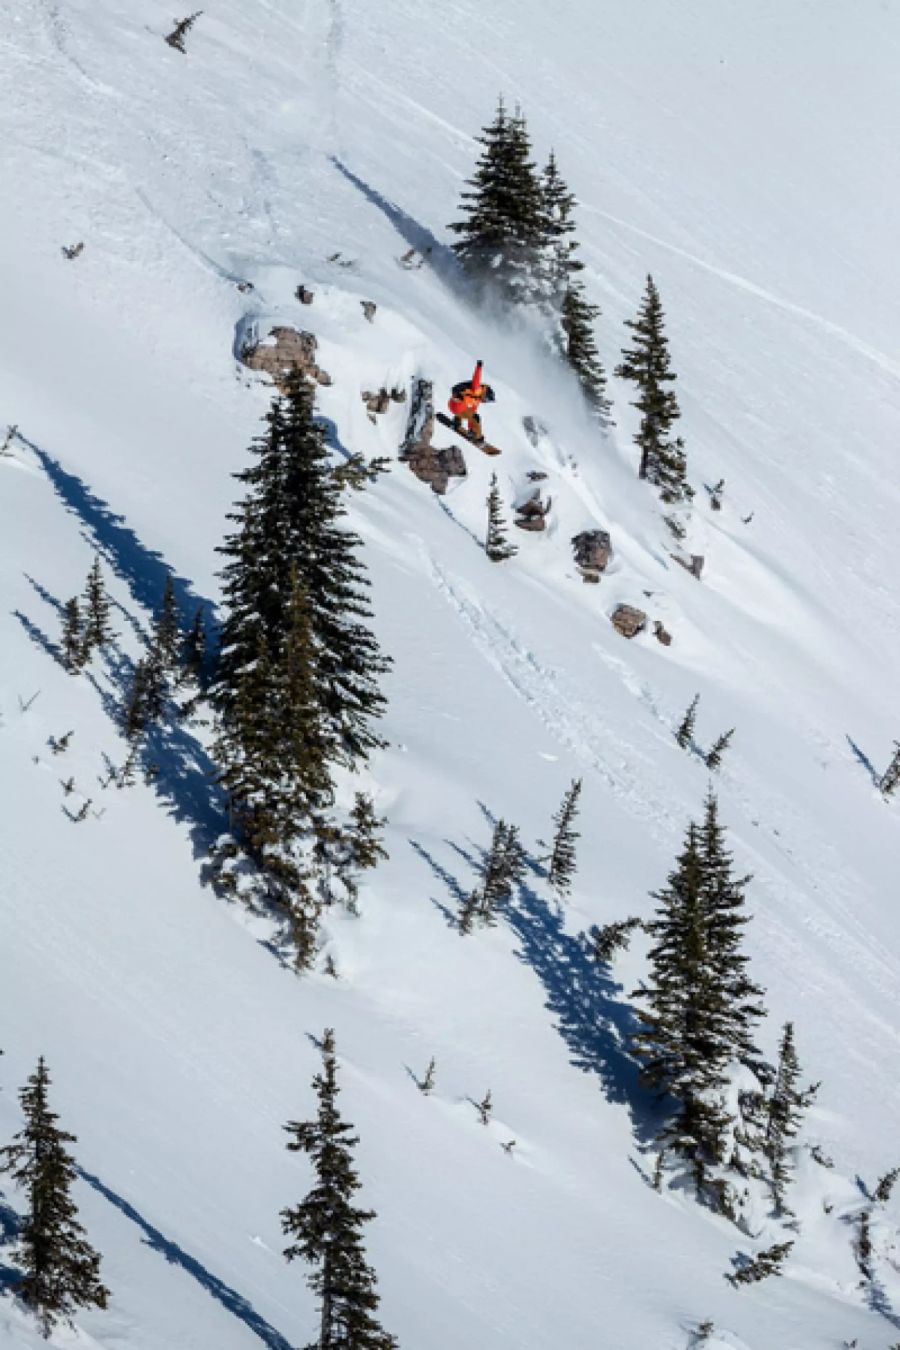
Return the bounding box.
[216,375,389,771]
[880,742,900,797]
[593,916,642,963]
[416,1059,436,1095]
[762,1022,818,1216]
[181,604,207,687]
[212,377,390,954]
[676,694,700,750]
[151,575,181,676]
[475,1090,493,1126]
[633,794,766,1188]
[874,1166,900,1205]
[329,793,389,913]
[615,275,689,497]
[705,729,734,771]
[461,820,526,931]
[281,1031,397,1350]
[545,778,582,896]
[81,556,113,659]
[215,569,333,964]
[61,598,84,674]
[0,1058,109,1337]
[485,474,517,562]
[165,10,201,52]
[560,283,612,421]
[726,1241,793,1287]
[856,1209,873,1280]
[449,98,545,306]
[124,658,152,740]
[538,150,582,307]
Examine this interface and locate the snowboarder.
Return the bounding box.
[448,360,495,446]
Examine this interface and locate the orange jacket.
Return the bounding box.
[448,361,495,416]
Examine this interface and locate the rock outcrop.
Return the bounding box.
[399,378,466,494]
[572,529,612,582]
[611,605,647,639]
[514,489,552,532]
[240,326,332,391]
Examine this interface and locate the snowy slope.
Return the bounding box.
[3,1,900,1347]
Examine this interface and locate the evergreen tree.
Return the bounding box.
[61,598,84,674]
[593,916,643,963]
[449,98,545,306]
[485,474,517,562]
[165,10,201,52]
[124,658,152,740]
[151,574,181,677]
[216,375,389,772]
[763,1022,818,1216]
[215,569,333,964]
[181,604,207,687]
[0,1058,109,1337]
[856,1209,873,1280]
[460,820,526,931]
[281,1030,397,1350]
[212,377,390,955]
[81,556,113,658]
[880,742,900,798]
[633,794,765,1189]
[560,282,612,421]
[676,694,700,750]
[327,793,389,914]
[705,729,734,771]
[544,778,582,896]
[538,150,582,306]
[874,1166,900,1205]
[726,1241,793,1287]
[615,275,689,497]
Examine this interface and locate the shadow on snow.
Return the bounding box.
[79,1169,294,1350]
[13,438,226,855]
[409,818,654,1138]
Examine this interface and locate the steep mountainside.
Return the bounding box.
[2,2,900,1347]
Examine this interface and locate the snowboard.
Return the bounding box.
[436,412,501,456]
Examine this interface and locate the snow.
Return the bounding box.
[3,0,900,1346]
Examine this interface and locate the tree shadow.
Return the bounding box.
[29,442,216,626]
[409,816,652,1135]
[15,440,226,854]
[409,838,469,907]
[330,158,461,286]
[847,735,880,787]
[0,1195,21,1294]
[506,874,650,1130]
[78,1169,294,1350]
[13,609,64,666]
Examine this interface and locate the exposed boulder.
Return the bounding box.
[572,529,612,581]
[361,300,377,323]
[653,620,673,647]
[405,444,467,495]
[296,285,315,305]
[611,605,647,639]
[240,326,332,391]
[514,488,552,532]
[362,388,391,416]
[399,377,465,493]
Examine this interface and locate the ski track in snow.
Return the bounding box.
[423,545,900,1080]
